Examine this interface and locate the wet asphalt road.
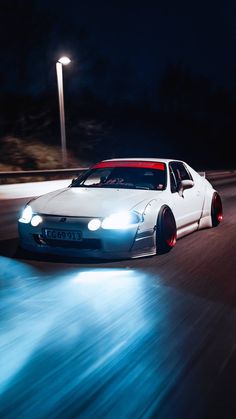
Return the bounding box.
[0,177,235,418]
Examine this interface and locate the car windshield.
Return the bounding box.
[71,162,167,190]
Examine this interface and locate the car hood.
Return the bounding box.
[30,187,162,217]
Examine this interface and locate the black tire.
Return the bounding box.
[211,192,223,227]
[156,206,177,254]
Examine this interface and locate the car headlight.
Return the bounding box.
[19,205,33,224]
[101,211,142,230]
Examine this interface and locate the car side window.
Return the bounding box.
[169,167,178,193]
[169,162,192,193]
[177,163,192,181]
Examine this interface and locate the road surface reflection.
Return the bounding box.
[0,255,235,418]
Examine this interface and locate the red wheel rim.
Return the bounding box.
[214,194,223,223]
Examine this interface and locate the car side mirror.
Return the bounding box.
[178,179,194,196]
[181,179,194,190]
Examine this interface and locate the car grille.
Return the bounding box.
[33,235,102,250]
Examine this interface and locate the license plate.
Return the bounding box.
[43,229,82,241]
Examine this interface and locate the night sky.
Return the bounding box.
[0,0,235,97]
[0,0,235,167]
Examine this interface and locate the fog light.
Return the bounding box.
[88,219,101,231]
[31,215,43,227]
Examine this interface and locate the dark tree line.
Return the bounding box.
[0,63,235,170]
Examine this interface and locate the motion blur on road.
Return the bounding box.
[0,174,235,419]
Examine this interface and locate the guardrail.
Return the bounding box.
[0,168,89,179]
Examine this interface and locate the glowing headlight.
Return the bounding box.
[19,205,33,223]
[31,215,43,227]
[102,211,141,230]
[88,218,101,231]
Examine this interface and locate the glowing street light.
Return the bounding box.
[58,56,71,65]
[56,56,71,167]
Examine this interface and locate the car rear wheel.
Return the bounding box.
[156,206,177,254]
[211,192,223,227]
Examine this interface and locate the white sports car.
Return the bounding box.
[18,158,223,259]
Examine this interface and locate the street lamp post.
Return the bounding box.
[56,56,71,168]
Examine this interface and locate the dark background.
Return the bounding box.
[0,0,235,170]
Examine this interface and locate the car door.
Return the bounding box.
[169,161,203,228]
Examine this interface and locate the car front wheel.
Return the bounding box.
[156,206,177,254]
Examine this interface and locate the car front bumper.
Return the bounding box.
[18,214,156,260]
